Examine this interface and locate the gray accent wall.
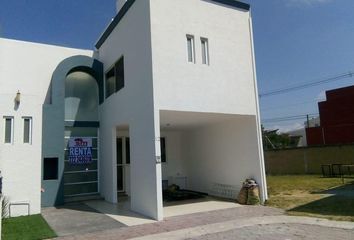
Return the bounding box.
[41,55,103,207]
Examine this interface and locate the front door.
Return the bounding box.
[116,138,124,192]
[116,137,131,194]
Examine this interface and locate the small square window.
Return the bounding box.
[43,158,58,180]
[4,117,14,144]
[186,35,195,63]
[201,38,209,65]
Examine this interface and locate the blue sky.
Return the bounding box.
[1,0,354,132]
[245,0,354,131]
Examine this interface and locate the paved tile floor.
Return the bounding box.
[189,223,354,240]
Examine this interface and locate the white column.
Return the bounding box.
[129,112,163,220]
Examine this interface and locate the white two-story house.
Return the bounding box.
[0,0,267,220]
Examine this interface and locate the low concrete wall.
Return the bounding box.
[265,144,354,174]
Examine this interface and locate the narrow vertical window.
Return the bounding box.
[160,137,166,163]
[105,56,125,99]
[115,57,125,92]
[4,117,13,144]
[201,38,209,65]
[186,35,195,63]
[105,67,116,98]
[23,117,32,144]
[125,137,130,164]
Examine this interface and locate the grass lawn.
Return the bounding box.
[266,175,354,222]
[2,214,56,240]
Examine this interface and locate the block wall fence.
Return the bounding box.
[265,144,354,175]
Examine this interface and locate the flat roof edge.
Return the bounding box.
[95,0,250,49]
[0,37,93,52]
[95,0,136,49]
[210,0,250,11]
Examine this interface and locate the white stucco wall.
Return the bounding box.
[160,115,266,202]
[1,0,265,220]
[0,38,93,216]
[150,0,257,115]
[115,130,187,196]
[182,116,266,201]
[150,0,266,200]
[160,131,188,186]
[97,0,163,220]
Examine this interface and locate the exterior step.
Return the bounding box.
[118,192,128,197]
[64,194,103,203]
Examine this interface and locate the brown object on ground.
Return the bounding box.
[247,185,260,205]
[236,187,248,204]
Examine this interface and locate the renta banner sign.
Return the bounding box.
[68,138,93,165]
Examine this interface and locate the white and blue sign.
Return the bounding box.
[68,138,93,165]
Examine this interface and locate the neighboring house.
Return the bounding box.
[306,85,354,146]
[285,128,306,147]
[305,117,321,128]
[0,0,267,220]
[263,129,303,149]
[284,117,320,147]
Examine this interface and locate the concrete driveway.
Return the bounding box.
[54,205,354,240]
[42,203,125,237]
[42,197,242,236]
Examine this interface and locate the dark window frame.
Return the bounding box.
[201,37,209,65]
[23,117,32,144]
[105,56,125,99]
[186,35,195,63]
[4,117,13,144]
[105,67,116,98]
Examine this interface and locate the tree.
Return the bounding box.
[262,126,300,150]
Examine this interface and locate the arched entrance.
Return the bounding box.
[41,55,103,207]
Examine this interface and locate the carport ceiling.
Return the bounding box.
[160,110,252,130]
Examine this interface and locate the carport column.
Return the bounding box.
[249,11,268,202]
[153,110,163,220]
[129,111,163,221]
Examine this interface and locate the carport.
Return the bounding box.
[159,110,267,202]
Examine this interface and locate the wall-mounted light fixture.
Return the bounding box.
[15,90,21,104]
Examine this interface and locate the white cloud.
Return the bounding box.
[268,122,304,133]
[316,90,326,101]
[287,0,332,6]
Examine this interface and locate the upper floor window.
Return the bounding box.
[105,67,116,98]
[105,56,125,99]
[23,117,32,144]
[4,116,14,144]
[186,35,195,63]
[201,38,209,65]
